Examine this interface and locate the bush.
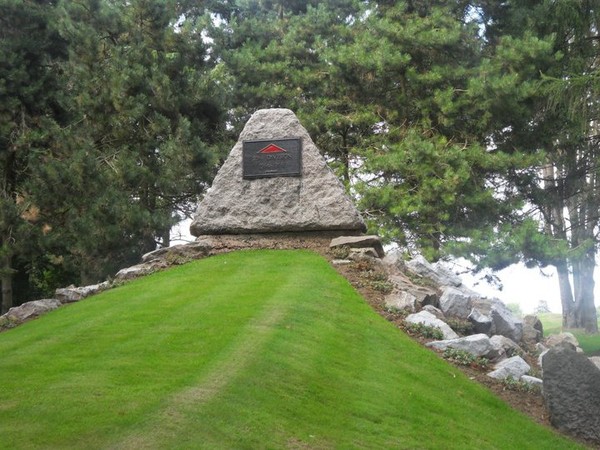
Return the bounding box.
[501,376,540,393]
[404,322,444,340]
[442,348,489,370]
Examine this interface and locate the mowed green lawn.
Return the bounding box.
[0,250,582,449]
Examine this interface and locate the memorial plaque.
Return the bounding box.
[242,138,302,179]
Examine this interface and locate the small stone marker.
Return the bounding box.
[190,108,366,235]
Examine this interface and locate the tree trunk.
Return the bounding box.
[340,129,350,187]
[572,251,599,333]
[161,228,170,248]
[1,254,14,314]
[556,259,577,329]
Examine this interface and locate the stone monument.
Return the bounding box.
[190,108,366,236]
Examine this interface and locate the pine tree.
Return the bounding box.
[204,1,527,262]
[1,0,225,306]
[473,0,600,332]
[0,0,70,312]
[202,0,368,183]
[341,2,525,260]
[40,0,225,284]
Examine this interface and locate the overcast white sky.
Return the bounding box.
[448,259,564,314]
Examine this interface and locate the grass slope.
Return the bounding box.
[0,250,582,449]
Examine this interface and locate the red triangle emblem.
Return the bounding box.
[258,143,286,154]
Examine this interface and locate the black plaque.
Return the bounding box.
[242,138,302,179]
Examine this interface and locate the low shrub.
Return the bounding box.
[501,376,541,393]
[369,279,394,293]
[442,348,489,370]
[404,322,444,340]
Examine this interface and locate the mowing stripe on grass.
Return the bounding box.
[112,254,300,449]
[0,250,585,449]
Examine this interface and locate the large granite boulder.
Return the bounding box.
[405,255,462,287]
[487,356,531,380]
[405,310,459,340]
[545,332,580,351]
[190,109,365,235]
[0,299,62,328]
[330,235,384,258]
[542,344,600,444]
[490,298,523,343]
[489,335,524,360]
[439,286,473,318]
[55,281,111,304]
[468,301,493,335]
[385,291,418,313]
[426,333,494,358]
[522,315,543,346]
[466,297,523,343]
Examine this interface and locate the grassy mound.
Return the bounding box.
[0,250,582,449]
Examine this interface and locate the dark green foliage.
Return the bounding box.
[0,0,226,306]
[0,0,71,311]
[204,0,531,263]
[472,0,600,332]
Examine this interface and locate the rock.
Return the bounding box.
[439,286,473,319]
[349,247,380,259]
[55,281,111,304]
[522,315,543,345]
[487,355,531,380]
[536,342,548,353]
[385,291,418,313]
[3,299,62,324]
[405,255,462,287]
[115,260,168,281]
[538,349,549,368]
[490,298,523,343]
[521,375,543,387]
[542,344,600,444]
[432,261,464,287]
[589,356,600,370]
[190,109,365,235]
[142,241,212,264]
[330,235,384,258]
[331,259,352,266]
[388,273,439,309]
[468,301,493,335]
[426,333,494,358]
[545,332,580,351]
[382,249,405,271]
[490,335,524,360]
[466,297,523,343]
[405,311,459,340]
[422,305,445,320]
